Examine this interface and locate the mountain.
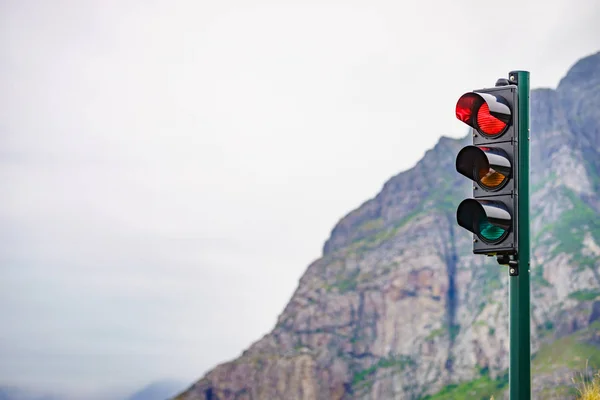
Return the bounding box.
[174,51,600,399]
[0,387,60,400]
[125,380,185,400]
[0,380,184,400]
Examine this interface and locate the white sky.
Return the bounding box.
[1,0,599,398]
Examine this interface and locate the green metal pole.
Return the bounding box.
[509,70,531,400]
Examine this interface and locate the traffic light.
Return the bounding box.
[455,80,519,256]
[454,71,531,399]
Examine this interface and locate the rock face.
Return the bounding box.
[175,51,600,400]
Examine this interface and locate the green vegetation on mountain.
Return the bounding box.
[421,371,507,400]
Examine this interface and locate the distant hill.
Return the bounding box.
[0,387,60,400]
[0,380,185,400]
[125,380,185,400]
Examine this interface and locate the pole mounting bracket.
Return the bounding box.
[497,254,519,276]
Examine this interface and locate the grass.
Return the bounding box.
[537,187,600,257]
[536,320,555,340]
[532,332,600,375]
[350,207,424,253]
[424,323,600,400]
[422,370,508,400]
[426,327,446,340]
[326,268,360,293]
[574,369,600,400]
[351,355,414,388]
[355,217,384,234]
[424,367,600,400]
[569,289,600,302]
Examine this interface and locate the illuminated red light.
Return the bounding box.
[455,93,477,125]
[456,92,511,137]
[476,103,507,135]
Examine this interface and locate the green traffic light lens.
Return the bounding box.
[479,220,507,243]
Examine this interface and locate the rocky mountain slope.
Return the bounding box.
[175,51,600,399]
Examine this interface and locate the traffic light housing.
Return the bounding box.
[455,83,519,256]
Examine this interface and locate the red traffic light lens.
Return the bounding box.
[476,103,507,136]
[456,92,511,138]
[456,94,477,125]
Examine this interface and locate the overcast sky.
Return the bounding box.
[1,0,599,398]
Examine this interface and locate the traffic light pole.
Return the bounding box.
[509,70,531,400]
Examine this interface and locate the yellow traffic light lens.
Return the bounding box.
[478,167,507,189]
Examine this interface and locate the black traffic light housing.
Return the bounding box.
[455,84,519,256]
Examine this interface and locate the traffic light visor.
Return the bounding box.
[456,146,511,190]
[457,199,511,244]
[456,92,511,137]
